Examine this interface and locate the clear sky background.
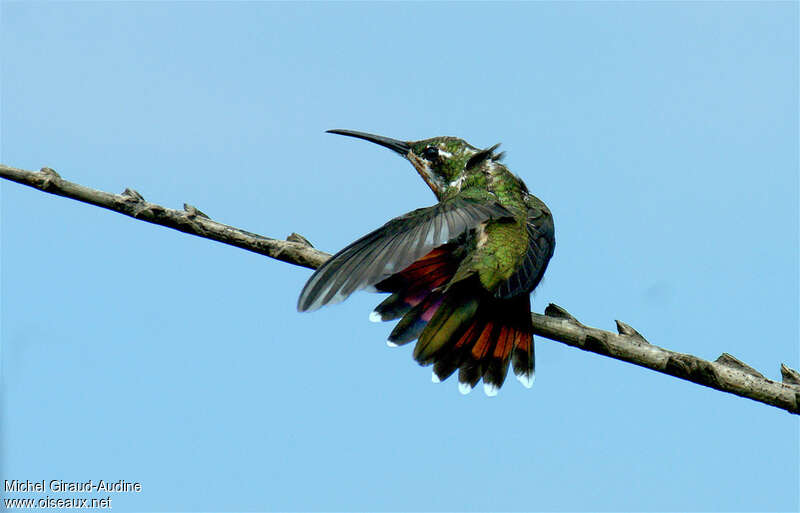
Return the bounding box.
[2,2,798,512]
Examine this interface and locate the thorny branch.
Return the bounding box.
[2,163,799,414]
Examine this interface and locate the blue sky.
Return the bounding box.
[2,2,797,511]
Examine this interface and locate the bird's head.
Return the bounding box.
[327,129,503,200]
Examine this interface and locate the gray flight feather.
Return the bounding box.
[298,194,512,312]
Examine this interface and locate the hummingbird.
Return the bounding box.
[298,130,555,395]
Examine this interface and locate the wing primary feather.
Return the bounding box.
[341,232,404,297]
[299,196,515,312]
[326,224,403,302]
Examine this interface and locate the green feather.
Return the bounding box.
[413,292,479,364]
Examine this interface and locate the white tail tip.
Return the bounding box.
[483,382,499,397]
[369,311,383,323]
[458,381,474,395]
[386,340,399,348]
[431,372,441,383]
[516,372,535,389]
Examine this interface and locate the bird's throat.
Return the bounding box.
[407,151,445,200]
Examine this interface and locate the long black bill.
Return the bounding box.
[327,129,411,157]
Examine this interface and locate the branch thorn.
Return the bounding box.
[780,363,800,386]
[39,167,60,189]
[715,353,764,378]
[287,233,314,247]
[121,188,144,201]
[615,320,649,344]
[544,303,580,324]
[183,203,210,219]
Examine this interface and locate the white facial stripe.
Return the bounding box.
[484,160,503,189]
[419,159,446,189]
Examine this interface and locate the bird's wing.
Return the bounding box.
[494,196,555,299]
[298,194,512,312]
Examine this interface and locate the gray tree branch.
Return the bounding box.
[3,163,798,414]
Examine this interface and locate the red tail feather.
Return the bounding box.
[375,246,535,394]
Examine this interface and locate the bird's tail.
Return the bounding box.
[373,246,534,394]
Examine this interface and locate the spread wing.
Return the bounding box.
[298,195,512,312]
[494,197,555,299]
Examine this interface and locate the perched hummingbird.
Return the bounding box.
[298,130,555,395]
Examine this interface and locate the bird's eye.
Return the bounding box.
[421,146,440,161]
